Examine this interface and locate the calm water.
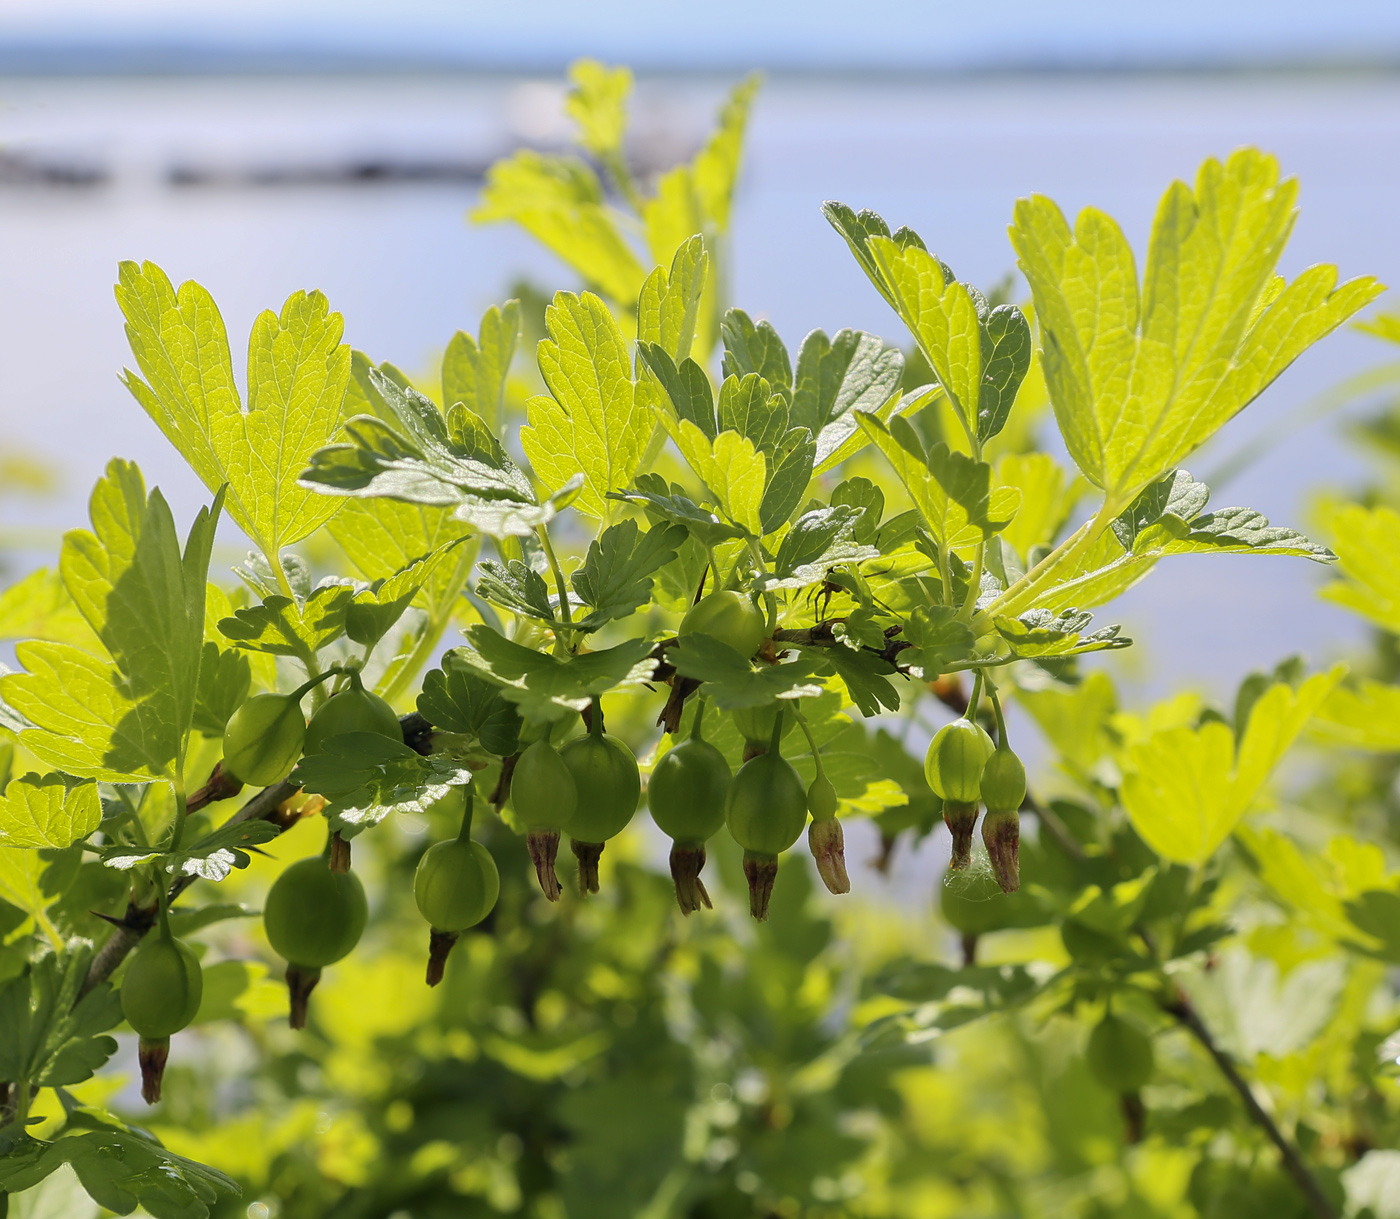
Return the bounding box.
[1,70,1398,705]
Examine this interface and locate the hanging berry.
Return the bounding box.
[262,838,368,1028]
[725,707,809,920]
[510,734,579,901]
[120,895,203,1104]
[649,699,732,913]
[413,791,499,985]
[559,699,641,894]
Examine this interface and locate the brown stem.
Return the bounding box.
[489,752,518,811]
[77,707,438,1005]
[870,831,899,875]
[772,622,911,671]
[1164,990,1338,1219]
[78,778,300,1002]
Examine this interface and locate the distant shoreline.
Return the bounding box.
[1,41,1400,81]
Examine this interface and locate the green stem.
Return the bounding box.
[589,695,604,740]
[989,688,1008,747]
[690,697,707,741]
[456,792,475,842]
[290,667,342,703]
[966,671,985,723]
[32,909,64,954]
[959,540,985,621]
[168,776,189,853]
[538,524,575,639]
[935,542,953,609]
[155,883,173,942]
[792,707,826,783]
[768,704,786,756]
[12,1074,30,1128]
[705,547,723,592]
[746,538,778,634]
[118,788,152,851]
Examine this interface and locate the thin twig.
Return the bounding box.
[1164,989,1338,1219]
[1022,793,1085,861]
[77,779,301,1000]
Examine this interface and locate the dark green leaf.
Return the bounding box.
[449,628,659,722]
[293,732,475,835]
[669,635,825,710]
[720,308,791,398]
[994,608,1131,658]
[636,344,716,440]
[476,560,559,626]
[0,945,122,1090]
[417,664,523,755]
[571,519,686,629]
[0,1128,239,1218]
[299,369,553,537]
[765,505,878,591]
[218,583,353,663]
[1112,469,1212,551]
[830,477,885,544]
[609,474,746,547]
[758,427,817,536]
[976,304,1032,441]
[815,644,901,716]
[791,328,904,434]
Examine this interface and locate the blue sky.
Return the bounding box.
[4,0,1400,69]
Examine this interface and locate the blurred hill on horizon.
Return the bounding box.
[2,0,1400,75]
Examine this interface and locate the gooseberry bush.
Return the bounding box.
[2,62,1400,1219]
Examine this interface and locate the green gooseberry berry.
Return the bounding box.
[511,737,579,902]
[560,731,640,844]
[731,703,779,746]
[560,722,640,894]
[263,854,368,970]
[121,932,203,1040]
[510,739,578,832]
[726,751,808,857]
[414,838,499,933]
[680,589,766,658]
[649,736,731,844]
[304,676,401,755]
[222,692,306,787]
[924,719,995,803]
[980,747,1027,812]
[121,922,203,1104]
